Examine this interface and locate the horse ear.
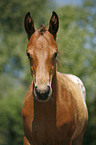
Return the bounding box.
[24,12,35,40]
[48,11,59,40]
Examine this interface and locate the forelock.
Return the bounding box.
[38,25,47,35]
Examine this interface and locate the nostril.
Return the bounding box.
[35,86,37,90]
[46,86,50,94]
[35,86,39,95]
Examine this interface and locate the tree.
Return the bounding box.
[56,1,96,144]
[0,0,96,144]
[0,0,50,145]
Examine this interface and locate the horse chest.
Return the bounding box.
[30,120,71,145]
[23,98,75,145]
[24,111,73,145]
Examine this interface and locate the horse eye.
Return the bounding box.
[27,52,31,59]
[53,52,58,59]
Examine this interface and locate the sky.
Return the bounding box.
[55,0,83,6]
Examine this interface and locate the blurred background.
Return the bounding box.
[0,0,96,144]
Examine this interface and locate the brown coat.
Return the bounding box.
[22,72,88,145]
[22,11,88,145]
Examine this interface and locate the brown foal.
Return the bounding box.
[22,11,88,145]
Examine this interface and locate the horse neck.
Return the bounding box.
[34,71,57,122]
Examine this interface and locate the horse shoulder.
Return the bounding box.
[57,72,87,110]
[57,72,88,139]
[22,82,34,139]
[56,72,77,137]
[65,74,86,101]
[22,82,34,115]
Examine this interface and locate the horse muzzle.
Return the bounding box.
[33,84,52,102]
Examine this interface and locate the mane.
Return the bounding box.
[38,24,47,35]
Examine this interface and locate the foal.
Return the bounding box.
[22,11,88,145]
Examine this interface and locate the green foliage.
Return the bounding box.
[0,94,23,145]
[56,2,96,144]
[0,0,96,144]
[0,0,50,145]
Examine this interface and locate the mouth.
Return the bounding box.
[36,93,49,102]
